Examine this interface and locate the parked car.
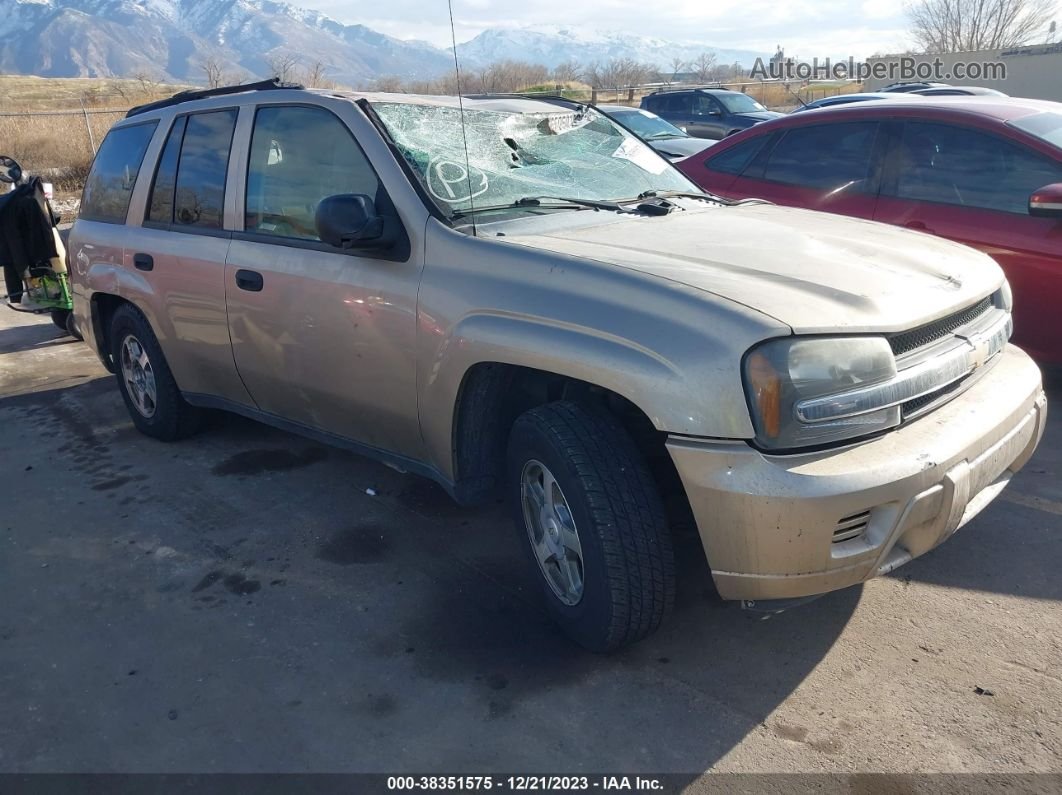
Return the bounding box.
[793,92,921,112]
[71,81,1046,651]
[640,87,783,139]
[882,82,950,93]
[678,97,1062,364]
[912,86,1008,96]
[597,104,716,160]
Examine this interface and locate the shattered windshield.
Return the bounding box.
[371,100,697,217]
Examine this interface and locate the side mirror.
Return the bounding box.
[1029,183,1062,218]
[315,194,394,249]
[0,155,23,184]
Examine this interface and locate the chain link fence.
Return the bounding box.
[0,106,127,193]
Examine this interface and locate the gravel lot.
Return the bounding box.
[0,306,1059,784]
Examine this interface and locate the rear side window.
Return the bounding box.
[80,122,158,223]
[245,105,379,241]
[705,137,768,176]
[173,110,237,229]
[893,121,1062,214]
[762,122,879,190]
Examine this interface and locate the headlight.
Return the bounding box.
[743,337,900,450]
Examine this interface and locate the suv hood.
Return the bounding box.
[733,110,784,123]
[508,203,1003,334]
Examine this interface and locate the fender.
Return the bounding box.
[416,220,790,481]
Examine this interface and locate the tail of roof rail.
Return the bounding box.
[125,78,306,118]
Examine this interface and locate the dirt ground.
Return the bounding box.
[0,306,1060,785]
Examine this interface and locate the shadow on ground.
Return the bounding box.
[0,379,860,774]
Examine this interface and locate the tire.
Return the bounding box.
[109,304,201,441]
[66,311,83,341]
[50,308,70,332]
[506,401,675,652]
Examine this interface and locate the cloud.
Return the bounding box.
[317,0,1062,57]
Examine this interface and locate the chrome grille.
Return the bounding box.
[888,297,993,357]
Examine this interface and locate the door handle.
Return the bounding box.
[904,220,933,233]
[133,253,153,271]
[234,269,264,292]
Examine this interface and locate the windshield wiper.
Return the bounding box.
[636,189,738,207]
[451,195,629,219]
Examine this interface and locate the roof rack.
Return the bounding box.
[126,77,305,118]
[645,84,729,96]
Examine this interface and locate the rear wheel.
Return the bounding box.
[66,311,83,341]
[506,401,675,652]
[50,308,70,333]
[109,304,201,441]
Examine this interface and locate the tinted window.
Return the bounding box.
[706,137,767,176]
[654,94,691,114]
[146,116,186,224]
[246,105,379,241]
[762,122,878,189]
[173,110,237,229]
[895,121,1062,213]
[80,122,157,223]
[692,95,719,115]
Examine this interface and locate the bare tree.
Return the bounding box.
[668,56,688,86]
[265,52,300,83]
[302,60,332,88]
[906,0,1054,51]
[692,51,718,83]
[374,75,406,92]
[551,59,582,85]
[199,56,225,88]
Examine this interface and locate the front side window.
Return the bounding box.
[895,121,1062,213]
[692,95,722,116]
[172,110,237,229]
[245,105,379,240]
[80,122,158,223]
[372,101,696,218]
[705,136,768,176]
[762,122,879,190]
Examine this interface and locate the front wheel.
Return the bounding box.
[109,304,202,441]
[506,401,675,652]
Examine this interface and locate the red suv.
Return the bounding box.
[678,97,1062,364]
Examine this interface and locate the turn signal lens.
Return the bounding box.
[746,351,781,440]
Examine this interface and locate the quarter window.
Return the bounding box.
[893,121,1062,214]
[762,122,879,190]
[245,105,379,241]
[80,122,158,224]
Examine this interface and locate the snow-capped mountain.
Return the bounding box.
[0,1,765,85]
[0,0,453,84]
[455,25,765,71]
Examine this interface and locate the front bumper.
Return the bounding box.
[667,345,1047,602]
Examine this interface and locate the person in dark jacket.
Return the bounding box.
[0,177,60,310]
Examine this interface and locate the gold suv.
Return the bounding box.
[70,81,1047,650]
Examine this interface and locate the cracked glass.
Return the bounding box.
[372,100,697,217]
